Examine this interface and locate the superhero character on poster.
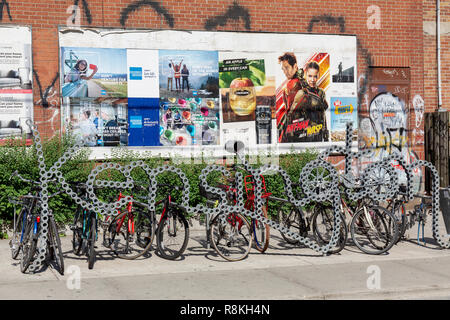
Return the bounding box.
[276,52,329,143]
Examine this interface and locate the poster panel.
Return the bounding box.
[219,52,276,145]
[275,52,331,144]
[62,97,128,147]
[61,47,127,98]
[330,97,358,141]
[0,26,33,141]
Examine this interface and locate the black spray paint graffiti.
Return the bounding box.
[204,1,251,30]
[0,0,12,21]
[120,0,174,28]
[33,71,59,109]
[307,14,345,33]
[73,0,92,25]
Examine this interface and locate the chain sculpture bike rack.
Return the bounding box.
[23,120,448,273]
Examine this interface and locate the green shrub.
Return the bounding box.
[0,134,318,232]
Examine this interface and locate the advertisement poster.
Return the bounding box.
[127,49,159,98]
[219,52,276,145]
[275,52,330,143]
[128,98,160,147]
[159,97,220,146]
[62,97,128,147]
[330,97,358,141]
[0,26,33,141]
[158,50,219,99]
[61,47,127,98]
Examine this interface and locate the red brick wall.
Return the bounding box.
[0,0,430,157]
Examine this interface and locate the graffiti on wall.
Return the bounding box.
[204,1,251,30]
[0,0,12,21]
[120,0,175,27]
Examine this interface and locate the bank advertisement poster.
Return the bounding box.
[158,50,219,99]
[62,97,128,147]
[61,47,127,98]
[0,26,33,141]
[159,97,220,146]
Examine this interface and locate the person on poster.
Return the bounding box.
[276,53,329,143]
[170,59,183,91]
[77,110,98,146]
[181,64,190,92]
[276,52,306,142]
[167,63,174,91]
[64,59,98,83]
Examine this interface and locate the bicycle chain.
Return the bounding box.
[23,120,448,272]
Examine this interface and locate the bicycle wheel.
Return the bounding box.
[156,208,189,260]
[10,208,25,260]
[279,207,308,245]
[110,210,155,260]
[209,212,252,262]
[311,204,347,254]
[252,205,270,253]
[350,205,398,255]
[391,202,408,244]
[87,213,96,269]
[72,206,83,256]
[20,218,37,273]
[48,217,64,275]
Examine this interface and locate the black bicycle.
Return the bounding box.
[70,183,99,269]
[9,171,64,275]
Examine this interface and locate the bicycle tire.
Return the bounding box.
[209,212,252,262]
[311,204,347,254]
[10,208,25,260]
[156,208,189,260]
[88,213,96,269]
[20,218,37,273]
[72,206,83,256]
[350,205,398,255]
[111,210,156,260]
[279,207,308,245]
[48,217,64,275]
[392,202,407,244]
[252,205,270,253]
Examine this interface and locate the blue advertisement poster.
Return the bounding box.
[128,98,160,146]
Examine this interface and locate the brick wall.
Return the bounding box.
[0,0,434,159]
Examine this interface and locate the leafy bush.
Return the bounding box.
[0,133,318,236]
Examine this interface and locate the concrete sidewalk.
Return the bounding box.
[1,217,450,300]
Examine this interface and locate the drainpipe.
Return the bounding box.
[437,0,443,111]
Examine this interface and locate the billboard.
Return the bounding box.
[59,28,357,156]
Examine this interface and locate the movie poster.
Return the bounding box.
[0,26,33,141]
[62,97,128,147]
[275,52,330,143]
[61,47,127,98]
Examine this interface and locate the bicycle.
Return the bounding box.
[102,187,155,260]
[269,183,309,245]
[138,183,189,260]
[312,176,399,255]
[200,184,253,262]
[408,193,433,246]
[70,183,100,269]
[9,171,64,275]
